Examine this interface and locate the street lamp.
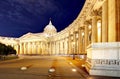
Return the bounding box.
[72,41,75,60]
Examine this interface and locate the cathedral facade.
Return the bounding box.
[0,0,120,77]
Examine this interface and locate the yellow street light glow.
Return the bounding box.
[72,68,77,72]
[69,62,73,65]
[20,67,27,71]
[81,64,85,67]
[48,68,55,73]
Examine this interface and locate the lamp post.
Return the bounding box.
[72,42,75,60]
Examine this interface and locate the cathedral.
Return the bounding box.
[0,0,120,77]
[0,20,59,55]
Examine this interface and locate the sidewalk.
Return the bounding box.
[66,56,120,79]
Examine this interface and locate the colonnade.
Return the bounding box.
[15,0,115,56]
[84,0,120,77]
[18,41,46,55]
[8,0,120,57]
[1,0,120,77]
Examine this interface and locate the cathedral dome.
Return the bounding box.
[44,20,57,36]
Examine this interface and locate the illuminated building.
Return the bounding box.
[0,0,120,77]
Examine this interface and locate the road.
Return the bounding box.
[0,56,87,79]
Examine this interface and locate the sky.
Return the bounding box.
[0,0,85,37]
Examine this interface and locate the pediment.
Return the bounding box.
[20,32,45,40]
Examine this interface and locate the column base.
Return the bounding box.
[85,61,120,77]
[85,42,120,77]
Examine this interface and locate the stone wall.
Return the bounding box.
[86,42,120,77]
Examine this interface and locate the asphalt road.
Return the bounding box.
[0,56,87,79]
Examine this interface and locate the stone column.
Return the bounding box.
[66,38,69,55]
[68,34,71,55]
[41,42,43,55]
[62,41,64,55]
[54,41,56,55]
[36,42,38,54]
[35,42,37,54]
[49,42,51,55]
[50,42,51,55]
[26,42,28,54]
[92,13,98,43]
[33,42,35,54]
[27,43,28,54]
[34,42,37,54]
[51,41,54,55]
[30,42,33,54]
[39,42,42,55]
[23,42,26,54]
[56,41,59,55]
[58,41,61,55]
[46,42,49,55]
[85,25,88,53]
[78,28,82,54]
[37,42,39,54]
[17,44,19,54]
[53,41,55,55]
[52,41,55,55]
[81,29,85,54]
[108,0,116,42]
[31,42,33,54]
[57,41,59,55]
[25,43,27,54]
[74,31,78,55]
[116,0,120,41]
[73,32,77,54]
[60,41,62,54]
[28,42,31,54]
[48,42,49,55]
[102,0,108,42]
[76,37,78,55]
[19,43,23,54]
[64,39,66,55]
[55,41,57,55]
[21,43,24,54]
[71,34,73,55]
[67,36,69,55]
[23,43,25,54]
[27,42,29,54]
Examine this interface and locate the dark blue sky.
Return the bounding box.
[0,0,85,37]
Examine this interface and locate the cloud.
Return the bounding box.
[0,0,85,37]
[0,0,59,25]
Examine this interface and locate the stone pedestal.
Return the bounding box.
[85,42,120,77]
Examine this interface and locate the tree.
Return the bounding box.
[6,45,16,55]
[0,43,16,55]
[0,43,6,55]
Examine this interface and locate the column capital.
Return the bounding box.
[91,9,102,17]
[78,27,84,30]
[84,20,92,25]
[73,31,78,34]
